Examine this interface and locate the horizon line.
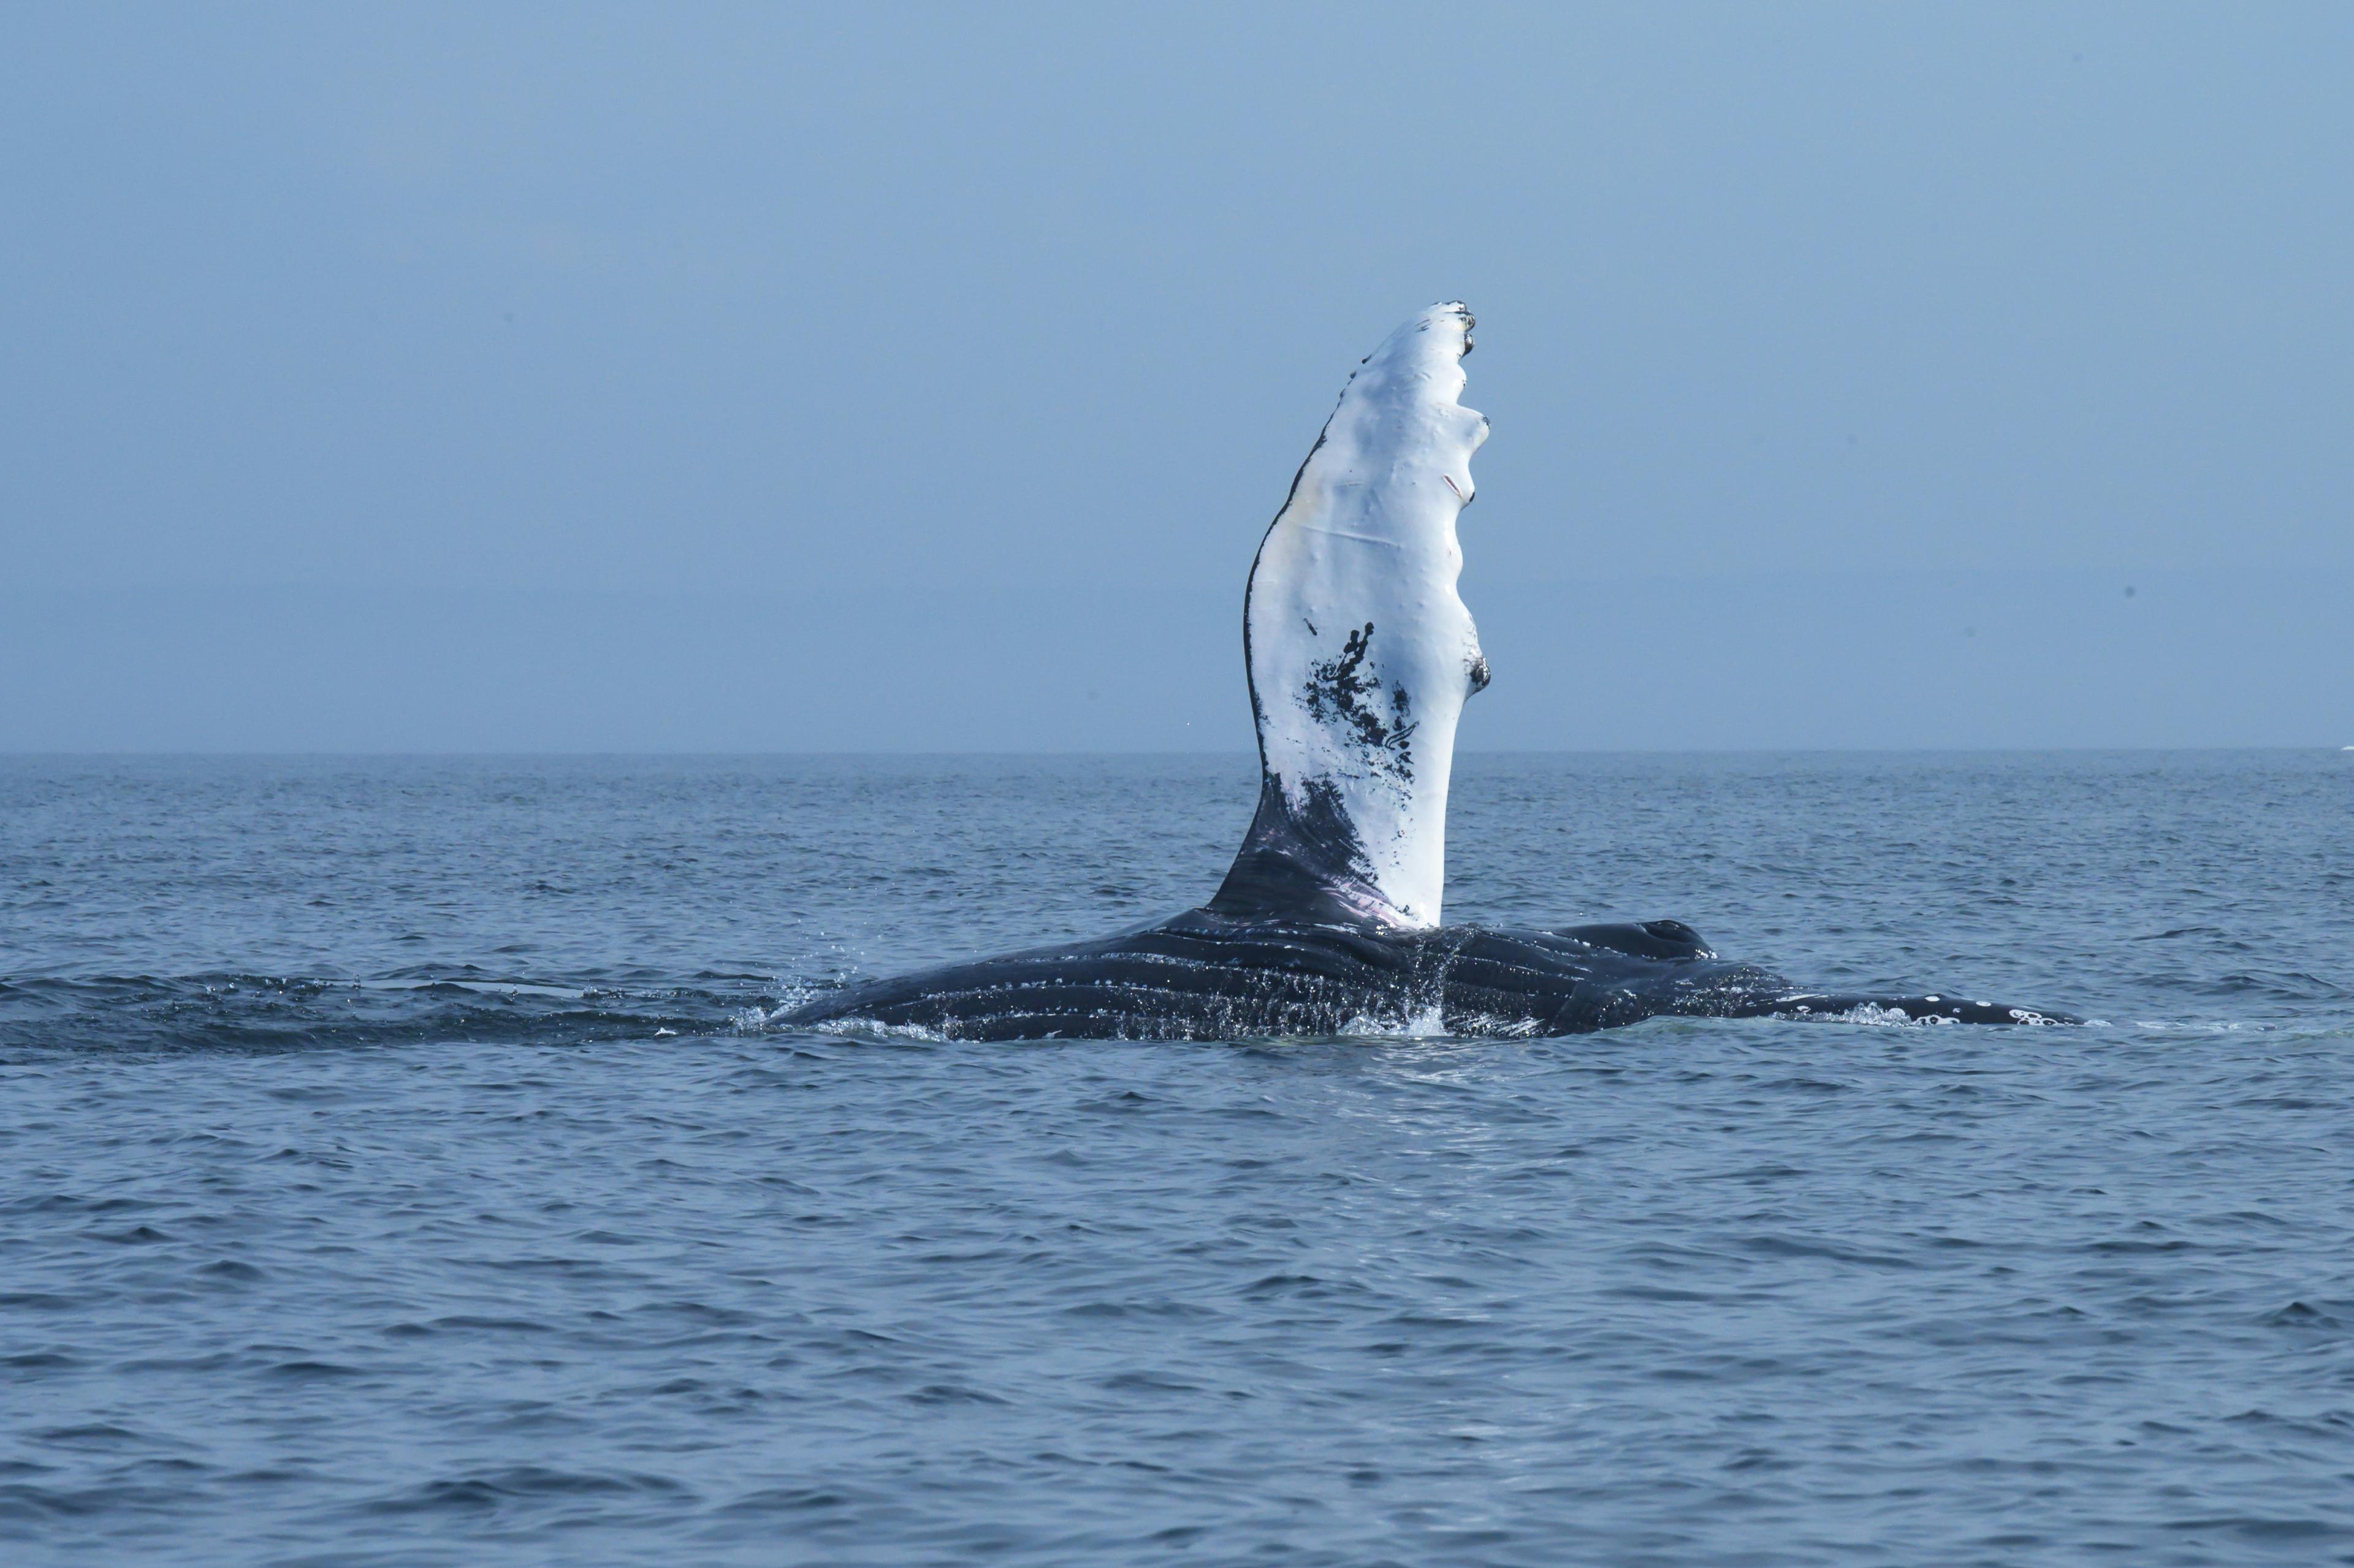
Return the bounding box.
[2,745,2345,761]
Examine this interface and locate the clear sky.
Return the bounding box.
[4,2,2348,750]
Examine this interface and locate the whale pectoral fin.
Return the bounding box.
[1209,775,1395,927]
[1212,303,1485,931]
[1761,994,2081,1026]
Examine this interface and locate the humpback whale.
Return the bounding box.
[787,303,2070,1041]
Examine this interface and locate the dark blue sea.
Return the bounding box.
[4,752,2350,1566]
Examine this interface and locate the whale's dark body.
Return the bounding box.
[784,304,2068,1040]
[785,908,2067,1041]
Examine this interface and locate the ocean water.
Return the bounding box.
[3,751,2350,1566]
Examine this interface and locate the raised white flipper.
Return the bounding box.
[1209,302,1488,929]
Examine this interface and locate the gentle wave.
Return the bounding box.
[0,972,774,1054]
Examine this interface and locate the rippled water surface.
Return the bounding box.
[4,753,2351,1565]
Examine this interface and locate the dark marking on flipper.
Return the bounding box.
[1300,622,1416,782]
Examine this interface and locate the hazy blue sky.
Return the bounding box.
[4,3,2348,749]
